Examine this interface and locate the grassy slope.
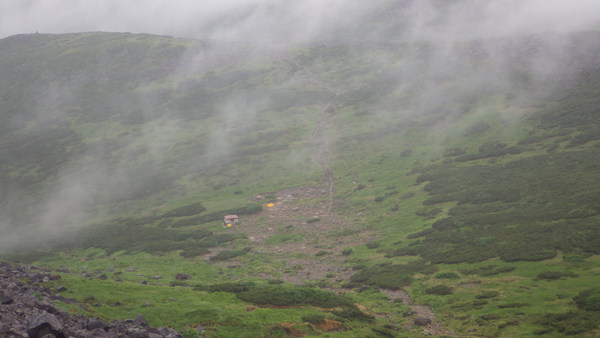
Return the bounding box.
[1,32,599,337]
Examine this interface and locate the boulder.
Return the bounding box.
[0,291,13,305]
[27,312,66,338]
[86,319,109,331]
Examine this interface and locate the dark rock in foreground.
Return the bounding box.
[0,261,183,337]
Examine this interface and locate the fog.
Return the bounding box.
[2,0,600,45]
[1,0,600,254]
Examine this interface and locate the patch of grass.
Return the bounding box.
[265,233,303,245]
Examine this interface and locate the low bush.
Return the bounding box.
[209,247,250,261]
[237,285,354,309]
[179,247,210,258]
[197,234,238,248]
[536,311,600,335]
[350,262,430,290]
[476,291,500,299]
[366,241,381,249]
[195,282,255,293]
[315,250,329,257]
[425,285,453,295]
[497,303,528,309]
[573,288,600,311]
[301,314,325,324]
[435,272,460,279]
[479,314,501,321]
[535,271,578,281]
[411,150,600,265]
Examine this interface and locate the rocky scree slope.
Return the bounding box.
[0,261,183,338]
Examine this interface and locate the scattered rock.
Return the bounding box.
[0,261,183,337]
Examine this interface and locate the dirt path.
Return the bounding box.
[381,289,459,337]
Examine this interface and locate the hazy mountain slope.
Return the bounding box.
[1,30,599,337]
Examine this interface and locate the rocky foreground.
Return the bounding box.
[0,261,183,338]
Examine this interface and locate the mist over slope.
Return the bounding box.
[2,27,599,253]
[3,0,600,43]
[1,1,600,336]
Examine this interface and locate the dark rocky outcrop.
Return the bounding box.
[0,261,183,337]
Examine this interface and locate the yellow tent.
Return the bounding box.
[266,203,275,208]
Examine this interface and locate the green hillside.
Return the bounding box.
[1,29,599,337]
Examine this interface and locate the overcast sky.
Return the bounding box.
[1,0,600,44]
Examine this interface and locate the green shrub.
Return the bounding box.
[425,285,453,295]
[476,291,500,299]
[350,265,413,290]
[315,250,329,257]
[237,285,354,309]
[478,266,515,276]
[374,195,386,202]
[195,282,255,293]
[536,311,600,335]
[573,288,600,311]
[209,247,250,261]
[435,272,460,279]
[198,234,238,248]
[497,303,528,309]
[535,271,578,281]
[301,314,325,324]
[180,247,210,258]
[366,241,381,249]
[412,150,600,264]
[341,248,353,256]
[306,217,321,223]
[180,328,200,338]
[479,314,501,320]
